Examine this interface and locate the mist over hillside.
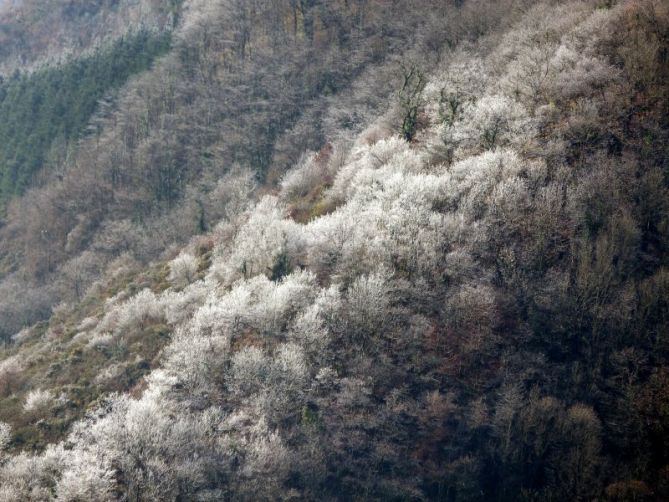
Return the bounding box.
[0,0,668,500]
[0,0,176,75]
[0,1,17,13]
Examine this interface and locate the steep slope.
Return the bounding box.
[0,0,669,500]
[0,0,464,340]
[0,0,178,212]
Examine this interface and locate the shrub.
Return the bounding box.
[168,253,199,289]
[24,389,55,413]
[0,355,24,397]
[163,281,209,326]
[0,422,11,452]
[96,289,164,337]
[280,152,325,200]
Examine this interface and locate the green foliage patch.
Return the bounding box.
[0,28,171,209]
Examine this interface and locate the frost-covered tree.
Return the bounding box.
[345,270,391,341]
[163,329,230,398]
[0,446,63,501]
[229,346,269,397]
[280,151,332,201]
[443,149,526,221]
[397,64,426,141]
[0,1,666,500]
[288,285,341,358]
[423,55,489,127]
[63,392,224,500]
[453,95,534,154]
[253,271,318,335]
[262,343,310,418]
[54,448,114,502]
[212,196,303,284]
[162,280,209,326]
[236,418,292,499]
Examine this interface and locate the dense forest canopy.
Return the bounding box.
[0,0,667,500]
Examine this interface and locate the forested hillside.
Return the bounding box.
[0,0,668,500]
[0,29,171,205]
[0,0,454,339]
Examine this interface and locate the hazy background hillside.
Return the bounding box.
[0,0,668,500]
[0,0,176,73]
